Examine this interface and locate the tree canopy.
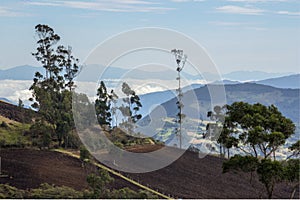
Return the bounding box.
[29,24,80,148]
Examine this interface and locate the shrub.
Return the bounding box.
[0,184,25,198]
[80,146,90,161]
[29,183,83,198]
[0,121,9,128]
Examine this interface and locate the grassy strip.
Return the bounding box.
[54,149,171,199]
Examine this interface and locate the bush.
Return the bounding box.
[108,188,158,199]
[29,183,83,199]
[0,184,25,198]
[80,146,90,161]
[0,121,9,128]
[86,169,114,198]
[30,120,54,149]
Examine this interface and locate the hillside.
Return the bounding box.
[0,148,298,199]
[0,100,36,124]
[0,96,298,198]
[255,74,300,89]
[124,150,298,199]
[0,149,139,192]
[157,83,299,123]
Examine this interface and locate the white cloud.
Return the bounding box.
[170,0,205,2]
[209,21,245,26]
[26,0,175,13]
[227,0,290,2]
[210,21,268,31]
[0,80,32,105]
[216,5,265,15]
[0,6,24,17]
[277,10,300,16]
[245,26,268,31]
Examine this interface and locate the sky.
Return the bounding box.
[0,0,299,74]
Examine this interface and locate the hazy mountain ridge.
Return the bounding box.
[223,70,293,81]
[1,65,297,84]
[152,83,300,124]
[254,74,300,89]
[0,65,43,80]
[1,65,299,121]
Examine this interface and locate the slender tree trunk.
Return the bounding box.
[227,148,230,159]
[220,145,222,158]
[267,184,274,199]
[252,145,258,158]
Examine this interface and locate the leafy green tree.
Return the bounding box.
[257,159,284,198]
[223,156,286,198]
[30,120,54,149]
[31,24,61,79]
[121,82,142,123]
[95,81,112,127]
[119,82,142,133]
[287,140,300,159]
[282,158,300,199]
[109,89,119,128]
[86,170,114,198]
[222,102,297,198]
[56,45,79,91]
[224,102,295,159]
[29,24,79,147]
[206,105,234,157]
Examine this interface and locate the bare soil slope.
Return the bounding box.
[0,148,298,198]
[124,149,299,199]
[0,149,139,191]
[0,100,36,123]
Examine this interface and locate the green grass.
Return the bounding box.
[0,115,31,147]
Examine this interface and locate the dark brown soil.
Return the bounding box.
[123,149,299,199]
[0,149,140,192]
[0,101,36,123]
[0,148,298,199]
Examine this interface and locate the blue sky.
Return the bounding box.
[0,0,299,73]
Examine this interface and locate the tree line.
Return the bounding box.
[28,24,143,149]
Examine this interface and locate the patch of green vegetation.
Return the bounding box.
[0,170,158,199]
[0,116,31,148]
[30,183,84,198]
[85,169,158,199]
[0,183,83,199]
[106,127,159,149]
[0,184,25,198]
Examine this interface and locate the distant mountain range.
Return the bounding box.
[143,83,299,124]
[254,74,300,89]
[222,70,293,81]
[1,65,299,118]
[0,65,297,83]
[138,82,299,150]
[0,65,43,80]
[139,83,203,117]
